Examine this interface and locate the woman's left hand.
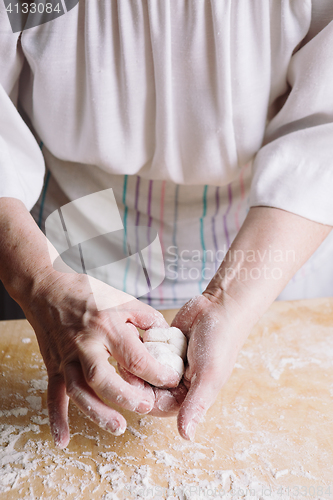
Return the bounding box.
[119,206,333,437]
[170,291,250,440]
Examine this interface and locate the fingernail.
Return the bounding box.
[137,400,153,414]
[110,423,126,436]
[185,421,196,441]
[54,436,61,448]
[54,434,67,449]
[52,427,62,448]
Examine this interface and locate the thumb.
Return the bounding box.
[177,373,218,441]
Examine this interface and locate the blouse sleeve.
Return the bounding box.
[250,18,333,226]
[0,8,45,211]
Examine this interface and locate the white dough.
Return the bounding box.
[142,327,187,359]
[165,336,187,359]
[143,326,185,344]
[144,342,185,379]
[143,327,187,378]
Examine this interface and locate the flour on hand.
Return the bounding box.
[142,327,187,379]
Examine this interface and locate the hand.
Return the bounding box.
[117,365,188,417]
[170,207,333,441]
[23,270,180,448]
[118,291,247,424]
[171,292,249,441]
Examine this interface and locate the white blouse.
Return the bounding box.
[1,0,333,307]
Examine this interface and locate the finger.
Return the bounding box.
[64,361,127,435]
[118,364,187,417]
[119,299,170,331]
[177,374,218,441]
[171,295,207,336]
[47,373,70,448]
[78,343,155,414]
[149,383,188,417]
[117,364,155,399]
[109,323,181,388]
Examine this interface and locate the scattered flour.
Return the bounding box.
[126,426,147,440]
[153,450,178,466]
[26,396,42,411]
[1,307,333,498]
[274,469,289,479]
[21,338,31,344]
[30,415,49,425]
[0,418,329,499]
[97,463,125,490]
[0,423,41,493]
[189,451,207,463]
[0,408,28,418]
[28,379,48,392]
[266,357,322,381]
[102,492,120,500]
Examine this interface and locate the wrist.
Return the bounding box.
[200,287,255,353]
[0,198,57,309]
[6,263,57,310]
[203,262,267,332]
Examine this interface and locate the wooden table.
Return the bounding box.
[1,299,333,499]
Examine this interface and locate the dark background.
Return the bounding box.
[0,281,25,320]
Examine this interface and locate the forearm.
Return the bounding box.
[0,198,54,307]
[204,206,332,330]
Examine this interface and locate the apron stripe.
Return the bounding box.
[172,184,179,303]
[199,185,208,293]
[158,180,166,303]
[223,183,233,249]
[146,180,154,305]
[122,175,128,253]
[212,186,220,271]
[122,175,130,292]
[38,168,51,230]
[134,176,141,297]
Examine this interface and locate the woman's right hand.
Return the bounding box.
[23,269,180,448]
[0,199,181,448]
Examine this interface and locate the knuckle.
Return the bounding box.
[66,379,79,399]
[85,362,101,386]
[47,372,63,392]
[72,331,89,348]
[193,398,208,415]
[83,311,111,335]
[85,362,113,394]
[126,352,148,375]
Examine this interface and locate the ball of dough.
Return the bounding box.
[143,326,187,379]
[144,342,185,379]
[142,327,187,359]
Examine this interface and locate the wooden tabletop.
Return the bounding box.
[1,299,333,499]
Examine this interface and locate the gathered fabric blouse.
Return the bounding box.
[1,0,333,307]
